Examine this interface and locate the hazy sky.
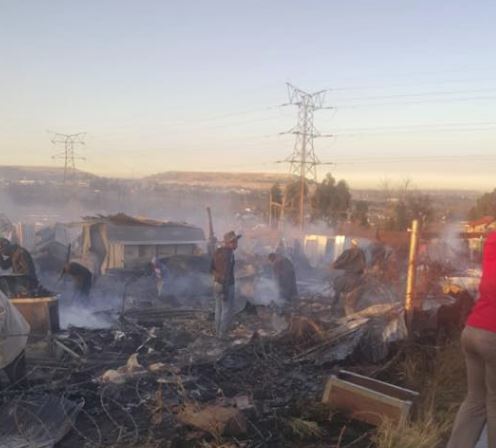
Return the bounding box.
[1,0,495,189]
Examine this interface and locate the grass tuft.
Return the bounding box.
[373,340,466,448]
[283,417,325,439]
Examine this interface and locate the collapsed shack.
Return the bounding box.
[81,213,206,274]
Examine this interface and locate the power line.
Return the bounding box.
[334,95,496,109]
[331,87,496,102]
[50,132,86,185]
[329,153,496,165]
[331,121,496,137]
[333,121,496,131]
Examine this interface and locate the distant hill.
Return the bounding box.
[0,166,294,191]
[0,166,99,183]
[145,171,294,190]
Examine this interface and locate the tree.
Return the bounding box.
[311,173,351,226]
[469,189,496,220]
[283,179,309,225]
[385,193,434,231]
[351,200,369,227]
[406,193,434,226]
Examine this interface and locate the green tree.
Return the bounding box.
[311,174,351,226]
[469,189,496,220]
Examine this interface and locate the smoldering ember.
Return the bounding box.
[0,170,492,448]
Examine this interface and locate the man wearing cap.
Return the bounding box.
[211,231,241,339]
[332,239,366,314]
[0,238,38,289]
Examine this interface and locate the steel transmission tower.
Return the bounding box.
[282,83,332,229]
[51,132,86,185]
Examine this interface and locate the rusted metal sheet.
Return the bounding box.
[11,297,60,336]
[322,370,418,426]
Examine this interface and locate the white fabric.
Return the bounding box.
[0,291,30,369]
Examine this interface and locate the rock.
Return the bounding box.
[148,362,169,373]
[98,353,146,384]
[126,353,144,372]
[100,369,127,384]
[177,403,247,436]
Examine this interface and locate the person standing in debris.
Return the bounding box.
[368,232,387,272]
[150,256,169,298]
[0,238,38,289]
[332,239,366,315]
[0,290,29,386]
[447,231,496,448]
[61,261,92,302]
[268,253,298,302]
[211,231,241,339]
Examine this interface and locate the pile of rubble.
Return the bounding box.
[0,294,410,448]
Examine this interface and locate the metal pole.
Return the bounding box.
[269,190,273,227]
[299,175,305,230]
[405,219,420,332]
[281,191,286,226]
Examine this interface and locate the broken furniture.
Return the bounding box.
[322,370,418,426]
[11,296,60,336]
[0,274,60,336]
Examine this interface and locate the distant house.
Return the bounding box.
[463,216,496,260]
[465,216,496,234]
[81,213,206,273]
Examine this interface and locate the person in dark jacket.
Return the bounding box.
[62,261,92,301]
[211,231,240,338]
[0,238,38,289]
[368,232,387,272]
[268,253,298,302]
[332,239,366,314]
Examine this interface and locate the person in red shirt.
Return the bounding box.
[447,231,496,448]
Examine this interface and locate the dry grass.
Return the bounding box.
[372,340,466,448]
[282,416,325,439]
[373,417,451,448]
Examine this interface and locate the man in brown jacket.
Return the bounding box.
[332,239,366,315]
[0,238,38,289]
[211,231,240,339]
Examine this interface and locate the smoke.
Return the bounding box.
[59,304,114,329]
[251,277,282,307]
[430,222,469,271]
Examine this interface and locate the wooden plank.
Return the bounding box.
[338,370,419,402]
[11,297,60,336]
[322,371,418,426]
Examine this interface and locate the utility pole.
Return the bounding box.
[280,84,332,230]
[405,219,420,335]
[51,132,86,185]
